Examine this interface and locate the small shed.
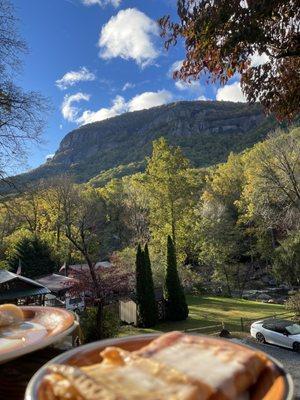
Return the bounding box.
[0,270,50,305]
[119,288,166,326]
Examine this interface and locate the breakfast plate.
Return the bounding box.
[25,333,294,400]
[0,306,77,364]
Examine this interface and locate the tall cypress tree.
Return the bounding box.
[165,235,189,321]
[135,244,157,327]
[143,243,157,324]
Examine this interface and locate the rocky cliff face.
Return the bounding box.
[8,100,276,190]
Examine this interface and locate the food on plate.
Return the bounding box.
[0,304,24,327]
[40,331,271,400]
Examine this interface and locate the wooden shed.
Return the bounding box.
[119,288,166,326]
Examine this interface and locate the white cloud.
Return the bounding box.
[216,81,246,102]
[59,124,63,130]
[250,51,270,67]
[122,82,135,91]
[198,95,210,101]
[61,92,90,122]
[175,80,201,92]
[168,59,183,78]
[46,154,54,161]
[99,8,159,67]
[82,0,121,7]
[128,90,173,111]
[56,67,96,90]
[77,95,127,125]
[168,59,206,95]
[62,90,173,125]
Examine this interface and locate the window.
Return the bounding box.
[262,323,275,331]
[286,323,300,335]
[69,297,81,305]
[274,326,286,334]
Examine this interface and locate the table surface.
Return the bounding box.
[0,347,63,400]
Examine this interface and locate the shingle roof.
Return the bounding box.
[0,270,50,301]
[36,274,76,293]
[59,261,112,274]
[0,270,47,288]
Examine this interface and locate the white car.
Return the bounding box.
[250,319,300,351]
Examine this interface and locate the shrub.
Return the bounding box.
[80,306,120,343]
[286,292,300,317]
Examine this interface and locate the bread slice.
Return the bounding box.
[42,348,202,400]
[0,304,23,327]
[40,332,269,400]
[136,332,267,400]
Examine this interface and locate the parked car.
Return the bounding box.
[250,319,300,351]
[65,294,85,313]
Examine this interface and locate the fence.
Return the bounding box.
[185,322,225,334]
[240,310,296,332]
[183,310,296,335]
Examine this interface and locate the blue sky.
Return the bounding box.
[13,0,246,172]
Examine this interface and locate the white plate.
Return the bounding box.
[0,306,78,364]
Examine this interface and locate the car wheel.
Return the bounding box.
[293,342,300,352]
[256,332,266,343]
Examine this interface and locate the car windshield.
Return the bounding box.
[286,323,300,335]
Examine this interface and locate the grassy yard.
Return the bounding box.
[119,295,286,337]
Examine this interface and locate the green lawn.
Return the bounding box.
[119,295,287,337]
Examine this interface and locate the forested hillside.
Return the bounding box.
[5,101,277,191]
[1,126,299,296]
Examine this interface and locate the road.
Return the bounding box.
[239,337,300,399]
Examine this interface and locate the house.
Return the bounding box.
[36,273,84,312]
[119,288,166,326]
[0,270,50,305]
[59,261,112,276]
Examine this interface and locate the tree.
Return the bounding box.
[160,0,300,120]
[0,0,48,178]
[143,243,157,325]
[165,235,189,321]
[239,127,300,239]
[135,244,157,327]
[145,138,200,261]
[5,185,44,234]
[273,233,300,287]
[55,179,107,338]
[199,153,253,296]
[122,173,150,246]
[9,235,56,279]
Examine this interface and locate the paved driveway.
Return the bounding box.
[239,337,300,398]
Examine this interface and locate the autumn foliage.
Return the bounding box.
[159,0,300,121]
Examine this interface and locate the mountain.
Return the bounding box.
[6,100,277,191]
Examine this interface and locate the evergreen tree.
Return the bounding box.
[9,236,56,279]
[135,244,157,327]
[143,243,157,324]
[165,235,189,321]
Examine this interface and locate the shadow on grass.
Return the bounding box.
[119,295,285,337]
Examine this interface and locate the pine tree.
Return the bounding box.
[135,244,157,327]
[165,235,189,321]
[9,236,56,279]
